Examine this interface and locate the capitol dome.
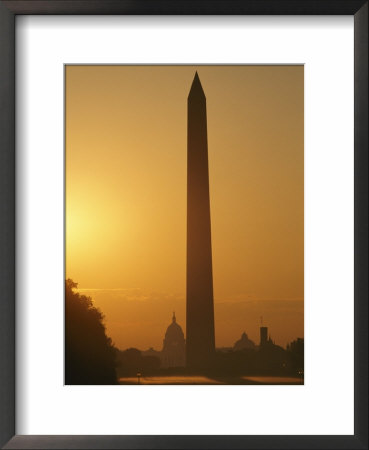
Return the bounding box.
[164,313,185,341]
[161,312,186,368]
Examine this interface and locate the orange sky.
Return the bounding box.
[65,65,304,350]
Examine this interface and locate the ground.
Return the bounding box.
[119,375,303,385]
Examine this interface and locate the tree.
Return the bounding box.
[65,279,117,384]
[116,348,161,377]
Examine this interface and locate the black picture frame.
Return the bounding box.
[0,1,367,449]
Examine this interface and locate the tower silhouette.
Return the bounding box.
[186,72,215,369]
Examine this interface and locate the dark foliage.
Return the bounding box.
[286,337,304,374]
[65,279,117,384]
[211,341,304,377]
[116,348,161,377]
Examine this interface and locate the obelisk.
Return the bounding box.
[186,72,215,370]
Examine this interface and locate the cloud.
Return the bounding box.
[77,287,184,303]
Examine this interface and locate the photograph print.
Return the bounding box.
[65,65,304,385]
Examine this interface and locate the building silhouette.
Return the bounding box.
[161,312,186,368]
[186,72,215,369]
[259,326,275,348]
[233,332,256,351]
[260,326,268,347]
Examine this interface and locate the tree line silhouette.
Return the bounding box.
[65,279,117,384]
[65,278,303,383]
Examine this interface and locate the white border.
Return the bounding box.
[16,16,354,435]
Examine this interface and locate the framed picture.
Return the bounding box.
[0,1,367,449]
[64,63,305,387]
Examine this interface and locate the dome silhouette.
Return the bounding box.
[164,312,185,341]
[161,312,186,368]
[233,331,256,351]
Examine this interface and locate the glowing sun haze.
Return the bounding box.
[66,65,304,350]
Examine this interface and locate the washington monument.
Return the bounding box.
[186,72,215,369]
